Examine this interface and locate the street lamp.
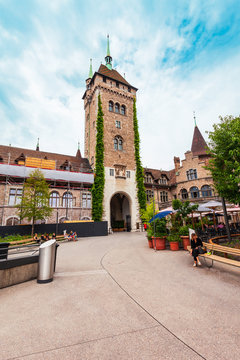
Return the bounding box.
[152,184,156,251]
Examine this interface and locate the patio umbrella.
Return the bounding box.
[203,200,223,230]
[149,210,172,223]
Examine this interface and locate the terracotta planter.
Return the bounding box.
[169,241,179,251]
[181,236,190,250]
[152,237,166,250]
[148,238,153,248]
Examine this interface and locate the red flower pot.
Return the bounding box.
[148,239,153,248]
[169,241,179,251]
[181,236,190,250]
[152,237,166,250]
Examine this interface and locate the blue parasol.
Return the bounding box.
[149,210,172,223]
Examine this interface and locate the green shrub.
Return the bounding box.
[152,218,167,237]
[179,225,190,236]
[167,234,181,242]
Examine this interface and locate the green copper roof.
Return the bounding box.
[88,58,93,79]
[105,35,112,70]
[107,34,110,56]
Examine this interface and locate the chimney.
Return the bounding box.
[174,157,180,172]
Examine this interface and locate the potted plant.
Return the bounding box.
[167,233,181,251]
[179,225,190,250]
[152,218,167,250]
[146,227,153,248]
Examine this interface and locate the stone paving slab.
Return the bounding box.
[0,232,239,360]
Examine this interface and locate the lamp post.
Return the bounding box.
[152,184,156,251]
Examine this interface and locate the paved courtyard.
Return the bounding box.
[1,232,240,360]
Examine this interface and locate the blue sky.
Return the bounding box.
[1,0,240,169]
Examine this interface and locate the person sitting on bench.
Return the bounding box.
[191,233,203,267]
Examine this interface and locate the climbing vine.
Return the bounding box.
[133,97,146,215]
[91,94,105,221]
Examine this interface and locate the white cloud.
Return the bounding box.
[0,0,240,173]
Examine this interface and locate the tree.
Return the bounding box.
[206,115,240,204]
[141,199,155,224]
[133,97,146,216]
[91,94,105,221]
[16,169,52,236]
[172,199,198,226]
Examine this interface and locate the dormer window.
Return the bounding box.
[60,160,71,171]
[15,153,25,165]
[145,174,153,183]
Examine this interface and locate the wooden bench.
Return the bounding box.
[187,242,240,269]
[8,235,65,246]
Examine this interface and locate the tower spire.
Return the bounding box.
[105,34,112,70]
[193,111,196,127]
[36,138,39,151]
[88,58,93,79]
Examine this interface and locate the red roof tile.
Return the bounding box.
[191,126,208,156]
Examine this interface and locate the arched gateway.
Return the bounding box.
[110,193,131,231]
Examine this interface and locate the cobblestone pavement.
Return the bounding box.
[1,232,240,360]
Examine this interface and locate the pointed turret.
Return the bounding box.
[88,58,93,79]
[36,138,39,151]
[76,141,81,159]
[105,35,112,70]
[191,125,207,157]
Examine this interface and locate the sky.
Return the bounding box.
[0,0,240,170]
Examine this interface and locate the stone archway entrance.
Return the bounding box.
[110,193,131,231]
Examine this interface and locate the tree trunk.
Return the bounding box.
[31,218,35,238]
[221,197,231,242]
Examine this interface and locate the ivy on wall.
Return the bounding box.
[133,97,146,215]
[91,94,105,221]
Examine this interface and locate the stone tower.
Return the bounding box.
[83,36,140,230]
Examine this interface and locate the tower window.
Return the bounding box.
[115,103,120,113]
[121,105,126,115]
[110,169,114,176]
[126,171,130,178]
[116,120,121,129]
[114,136,123,151]
[109,101,113,112]
[116,82,119,88]
[103,76,106,83]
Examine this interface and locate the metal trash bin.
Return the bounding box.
[37,240,56,284]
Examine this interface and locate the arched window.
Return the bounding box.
[59,217,68,223]
[6,217,19,226]
[180,188,188,199]
[115,103,120,113]
[190,186,199,198]
[81,216,91,221]
[109,101,113,112]
[114,136,123,151]
[121,105,126,115]
[49,191,60,207]
[201,185,212,197]
[62,192,73,208]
